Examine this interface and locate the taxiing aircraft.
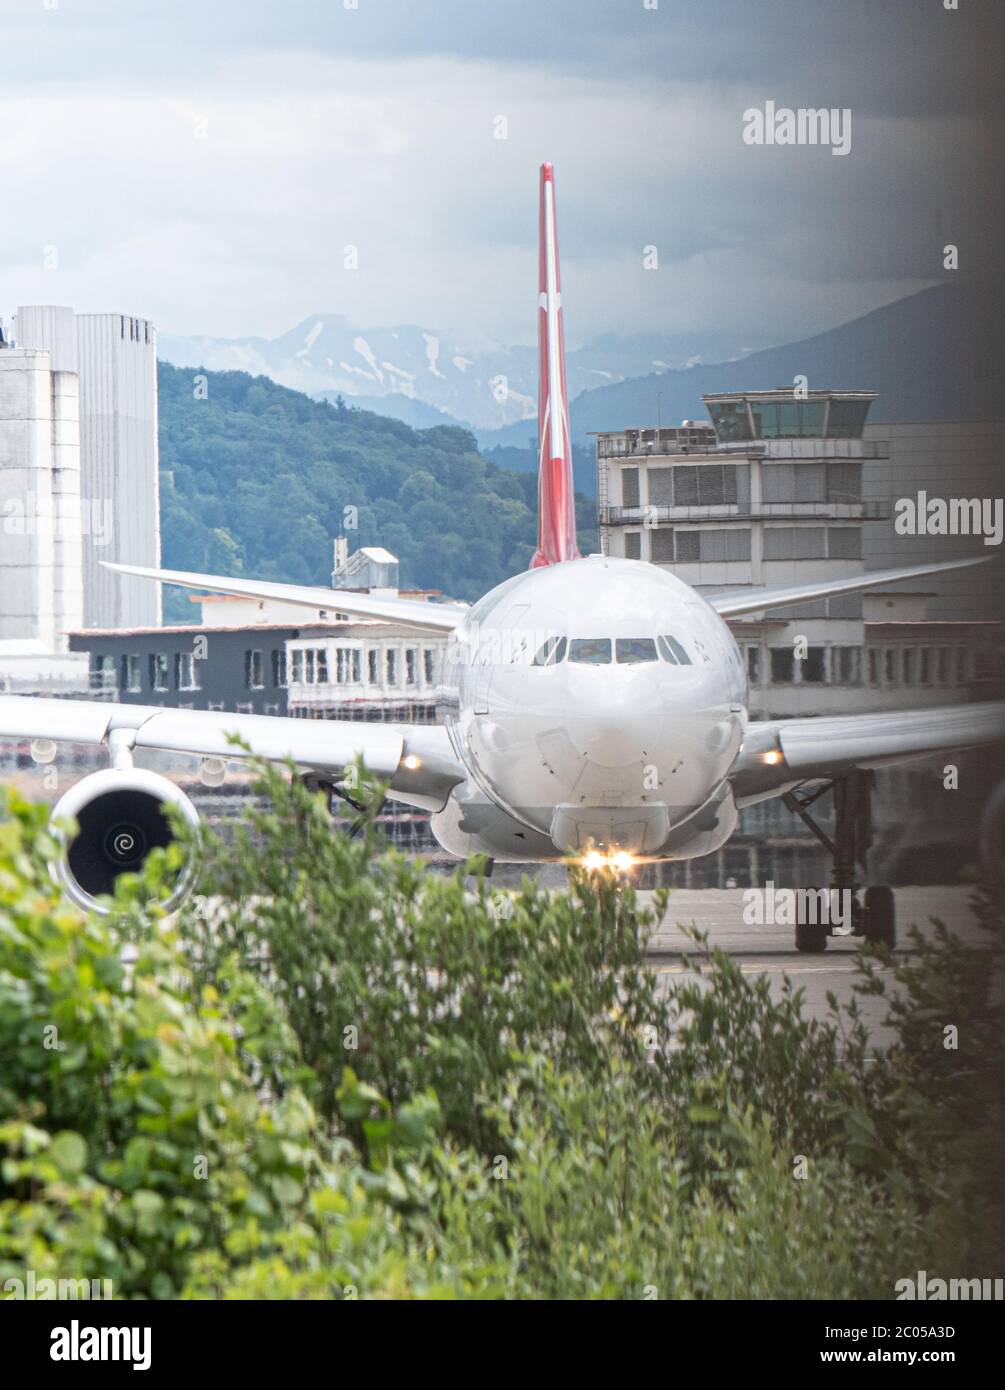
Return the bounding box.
[1,163,1002,951]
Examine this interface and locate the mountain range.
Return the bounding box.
[157,318,759,433]
[159,281,1003,499]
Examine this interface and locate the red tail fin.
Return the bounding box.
[529,162,581,568]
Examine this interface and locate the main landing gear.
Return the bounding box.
[782,769,896,954]
[300,774,385,838]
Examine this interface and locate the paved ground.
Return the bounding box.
[637,886,983,1046]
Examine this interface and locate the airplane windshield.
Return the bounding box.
[657,635,693,666]
[615,638,658,664]
[569,638,612,665]
[532,636,567,666]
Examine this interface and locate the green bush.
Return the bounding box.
[1,767,1002,1299]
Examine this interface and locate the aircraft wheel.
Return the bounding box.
[863,885,896,949]
[795,922,828,953]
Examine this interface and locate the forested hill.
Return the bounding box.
[157,362,597,616]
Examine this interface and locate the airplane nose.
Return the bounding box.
[562,674,663,768]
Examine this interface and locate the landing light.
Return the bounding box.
[402,754,422,771]
[581,849,636,873]
[762,749,783,766]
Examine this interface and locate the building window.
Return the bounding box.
[827,400,869,439]
[746,645,761,684]
[290,647,328,684]
[650,529,675,563]
[955,647,970,684]
[770,647,795,683]
[368,648,380,685]
[175,651,199,691]
[386,649,398,685]
[707,400,752,442]
[675,528,750,563]
[423,648,436,685]
[763,527,826,560]
[121,654,142,692]
[668,464,743,507]
[150,652,169,691]
[405,649,417,686]
[272,650,287,687]
[750,399,826,439]
[800,647,827,683]
[826,460,862,502]
[91,654,115,692]
[246,649,264,689]
[648,467,674,505]
[831,647,860,685]
[621,467,640,507]
[335,647,362,684]
[624,532,641,560]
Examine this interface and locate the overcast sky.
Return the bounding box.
[1,0,1001,350]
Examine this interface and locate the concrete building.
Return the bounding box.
[0,331,87,693]
[67,602,448,853]
[595,392,1005,885]
[14,306,161,631]
[862,419,1005,622]
[595,392,891,718]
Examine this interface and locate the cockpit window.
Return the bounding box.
[569,638,612,665]
[615,637,658,664]
[657,634,693,666]
[532,635,567,666]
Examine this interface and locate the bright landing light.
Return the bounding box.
[582,850,636,873]
[402,754,422,770]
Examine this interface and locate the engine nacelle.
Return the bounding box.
[50,769,200,915]
[980,778,1005,884]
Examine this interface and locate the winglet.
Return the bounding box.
[529,162,581,568]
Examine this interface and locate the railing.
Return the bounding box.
[599,499,889,526]
[597,439,889,460]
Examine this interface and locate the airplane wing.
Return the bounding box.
[0,695,467,813]
[731,700,1005,805]
[102,562,470,634]
[709,555,992,619]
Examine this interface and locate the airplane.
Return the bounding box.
[1,162,1003,953]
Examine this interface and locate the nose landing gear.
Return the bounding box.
[783,770,896,954]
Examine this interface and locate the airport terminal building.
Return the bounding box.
[595,390,1005,884]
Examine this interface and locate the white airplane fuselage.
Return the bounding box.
[432,554,748,862]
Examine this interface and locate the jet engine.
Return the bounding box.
[980,778,1005,883]
[50,769,200,914]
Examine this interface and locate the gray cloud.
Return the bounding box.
[1,0,1000,351]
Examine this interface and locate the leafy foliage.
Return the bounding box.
[1,770,1002,1299]
[158,362,598,621]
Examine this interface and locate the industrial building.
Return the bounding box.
[0,304,161,698]
[0,329,86,693]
